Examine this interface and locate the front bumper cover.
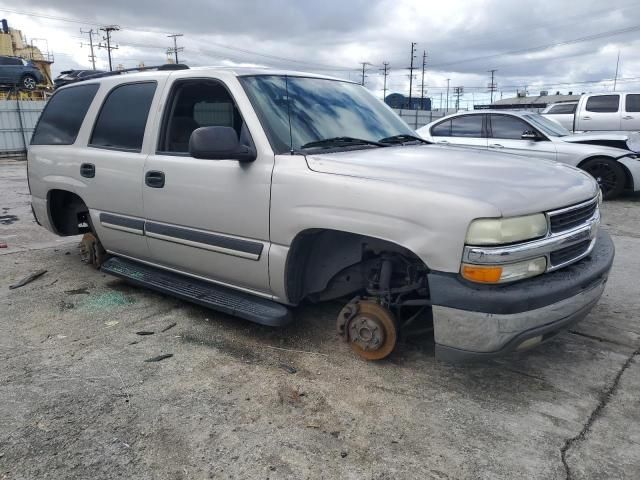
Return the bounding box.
[429,230,615,362]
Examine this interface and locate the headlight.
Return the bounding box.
[461,257,547,284]
[465,214,548,246]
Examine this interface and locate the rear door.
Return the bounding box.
[429,114,487,149]
[487,114,557,160]
[577,94,621,131]
[74,79,164,261]
[622,94,640,131]
[542,103,576,131]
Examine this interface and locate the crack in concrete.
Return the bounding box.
[560,346,640,480]
[567,329,635,349]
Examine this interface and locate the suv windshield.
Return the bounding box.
[522,113,571,137]
[240,75,415,153]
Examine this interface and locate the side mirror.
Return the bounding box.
[521,130,539,141]
[189,126,256,162]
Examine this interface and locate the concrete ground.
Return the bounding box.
[1,158,639,480]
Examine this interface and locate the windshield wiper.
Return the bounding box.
[379,134,430,145]
[300,136,388,149]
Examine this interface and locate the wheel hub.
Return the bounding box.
[348,315,385,351]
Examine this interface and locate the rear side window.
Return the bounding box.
[90,82,156,151]
[625,94,640,113]
[450,115,483,137]
[31,84,99,145]
[547,103,576,114]
[585,95,619,113]
[431,119,451,136]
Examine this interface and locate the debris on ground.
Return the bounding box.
[161,322,177,333]
[279,363,297,374]
[136,331,154,336]
[105,320,119,327]
[64,287,90,295]
[0,242,7,248]
[144,353,173,362]
[9,269,47,289]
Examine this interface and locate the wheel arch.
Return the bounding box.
[46,188,92,236]
[284,228,428,305]
[577,155,633,191]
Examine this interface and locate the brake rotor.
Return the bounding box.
[345,300,397,361]
[79,233,108,268]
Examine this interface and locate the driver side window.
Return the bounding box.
[489,115,530,140]
[158,79,250,154]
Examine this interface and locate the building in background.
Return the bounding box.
[474,91,581,112]
[385,93,432,110]
[0,19,54,89]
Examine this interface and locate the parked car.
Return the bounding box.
[540,101,577,130]
[0,55,45,90]
[417,110,640,199]
[542,92,640,132]
[28,67,614,363]
[54,69,105,89]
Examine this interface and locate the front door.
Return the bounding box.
[487,114,557,161]
[578,94,621,131]
[142,77,272,295]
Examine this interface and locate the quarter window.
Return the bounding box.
[431,119,451,136]
[625,94,640,113]
[31,84,99,145]
[450,115,483,137]
[90,82,156,151]
[585,95,620,113]
[489,115,531,140]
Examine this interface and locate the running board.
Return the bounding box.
[101,256,292,327]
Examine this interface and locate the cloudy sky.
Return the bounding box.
[0,0,639,107]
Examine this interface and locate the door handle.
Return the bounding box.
[582,116,591,120]
[623,116,633,120]
[489,144,504,148]
[145,170,165,188]
[80,163,95,178]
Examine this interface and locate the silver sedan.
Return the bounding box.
[417,110,640,199]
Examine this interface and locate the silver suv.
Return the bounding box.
[27,66,614,362]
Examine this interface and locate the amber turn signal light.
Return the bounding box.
[461,264,503,284]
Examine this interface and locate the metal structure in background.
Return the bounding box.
[393,108,449,130]
[0,87,47,157]
[167,33,184,64]
[99,25,120,72]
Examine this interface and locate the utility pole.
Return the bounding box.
[439,92,442,110]
[167,33,184,64]
[380,62,390,101]
[99,25,120,72]
[407,42,417,108]
[453,86,464,110]
[420,50,427,110]
[359,62,372,86]
[445,78,450,112]
[80,28,97,70]
[613,51,620,91]
[488,69,498,104]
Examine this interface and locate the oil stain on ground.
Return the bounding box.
[0,214,19,225]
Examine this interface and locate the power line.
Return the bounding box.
[167,33,184,64]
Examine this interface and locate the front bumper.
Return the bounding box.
[429,230,615,363]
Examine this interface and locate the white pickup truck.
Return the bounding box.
[542,92,640,132]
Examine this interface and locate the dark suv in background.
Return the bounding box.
[0,55,45,90]
[54,69,105,89]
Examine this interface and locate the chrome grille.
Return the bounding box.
[550,239,592,267]
[549,199,598,233]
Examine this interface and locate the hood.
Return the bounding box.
[305,144,598,217]
[562,131,640,152]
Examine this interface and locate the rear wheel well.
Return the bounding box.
[47,189,91,236]
[284,229,428,304]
